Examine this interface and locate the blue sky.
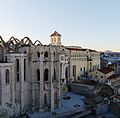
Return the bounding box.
[0,0,120,52]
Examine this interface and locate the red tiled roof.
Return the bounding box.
[107,74,118,80]
[50,31,61,37]
[89,49,97,52]
[66,48,87,51]
[97,67,114,74]
[66,47,97,52]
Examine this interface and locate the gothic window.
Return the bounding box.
[6,69,9,84]
[24,59,26,81]
[84,67,85,74]
[44,51,48,58]
[37,51,40,58]
[54,52,55,56]
[16,59,19,81]
[44,94,47,106]
[44,69,48,81]
[54,68,56,80]
[65,67,68,80]
[90,62,92,72]
[37,69,40,81]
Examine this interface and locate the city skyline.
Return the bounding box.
[0,0,120,52]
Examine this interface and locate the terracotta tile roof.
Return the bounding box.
[97,67,114,74]
[66,47,87,51]
[107,74,118,80]
[50,31,61,37]
[89,49,97,52]
[66,47,97,52]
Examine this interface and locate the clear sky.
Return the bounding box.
[0,0,120,52]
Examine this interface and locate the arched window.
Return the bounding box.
[16,59,19,81]
[44,94,47,106]
[54,68,56,81]
[37,51,40,58]
[44,69,48,81]
[65,67,68,79]
[90,62,92,72]
[24,59,26,81]
[37,69,40,81]
[6,69,9,84]
[44,51,48,58]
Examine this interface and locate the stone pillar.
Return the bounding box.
[11,66,15,105]
[20,57,25,112]
[40,54,44,111]
[1,68,5,106]
[63,64,66,79]
[50,49,54,112]
[61,64,64,79]
[58,55,61,107]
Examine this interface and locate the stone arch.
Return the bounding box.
[8,37,20,45]
[21,37,33,46]
[34,40,42,46]
[0,36,5,47]
[7,37,20,52]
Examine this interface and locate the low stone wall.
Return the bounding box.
[68,83,95,96]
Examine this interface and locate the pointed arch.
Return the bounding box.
[8,37,20,45]
[34,40,42,46]
[6,37,20,52]
[21,37,33,46]
[0,36,5,47]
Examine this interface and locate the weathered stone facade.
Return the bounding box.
[0,31,100,116]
